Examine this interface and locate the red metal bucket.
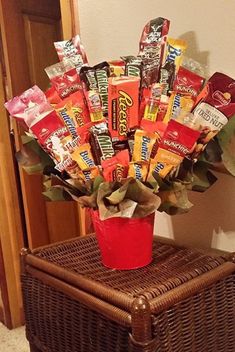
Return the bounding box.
[91,210,155,270]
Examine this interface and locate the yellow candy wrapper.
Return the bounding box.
[128,162,149,182]
[149,147,183,179]
[71,143,96,170]
[164,38,187,73]
[56,102,78,139]
[163,92,194,124]
[132,129,158,162]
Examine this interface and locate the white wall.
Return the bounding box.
[78,0,235,251]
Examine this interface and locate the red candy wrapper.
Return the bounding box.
[108,76,140,140]
[45,86,62,105]
[30,110,69,155]
[139,17,170,87]
[191,72,235,157]
[45,60,81,99]
[160,119,200,157]
[102,149,130,182]
[56,90,90,127]
[174,66,205,98]
[5,85,53,128]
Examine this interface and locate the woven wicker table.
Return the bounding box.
[21,234,235,352]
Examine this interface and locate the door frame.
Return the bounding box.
[0,0,80,328]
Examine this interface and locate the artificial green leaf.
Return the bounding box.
[158,182,193,215]
[217,115,235,176]
[190,161,217,192]
[42,188,71,202]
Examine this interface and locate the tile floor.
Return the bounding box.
[0,322,29,352]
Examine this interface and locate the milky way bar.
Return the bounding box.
[108,76,140,140]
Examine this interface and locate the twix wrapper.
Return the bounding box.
[108,76,140,140]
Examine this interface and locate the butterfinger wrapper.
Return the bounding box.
[56,102,78,139]
[128,162,148,182]
[164,38,187,73]
[132,129,158,162]
[163,92,194,124]
[81,166,100,182]
[150,148,183,178]
[71,143,96,170]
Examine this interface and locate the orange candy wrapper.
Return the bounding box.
[102,149,130,182]
[108,76,140,140]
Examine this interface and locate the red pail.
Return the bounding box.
[91,210,155,270]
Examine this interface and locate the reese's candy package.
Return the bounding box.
[108,76,140,140]
[191,72,235,157]
[128,162,148,182]
[173,66,204,98]
[54,34,88,73]
[85,90,105,122]
[5,85,53,128]
[56,102,78,139]
[163,92,194,123]
[71,143,96,170]
[164,38,187,73]
[139,17,170,87]
[45,60,81,99]
[132,129,158,162]
[89,122,115,165]
[102,149,130,182]
[56,90,90,127]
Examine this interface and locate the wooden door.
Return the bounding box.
[0,0,86,250]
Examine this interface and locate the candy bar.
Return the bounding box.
[56,103,78,139]
[164,38,187,73]
[139,17,170,87]
[71,143,96,170]
[102,149,129,182]
[128,162,148,182]
[163,92,194,123]
[54,34,88,73]
[5,85,53,128]
[85,90,105,122]
[173,66,204,98]
[108,76,140,140]
[132,129,158,162]
[45,60,81,99]
[89,122,114,164]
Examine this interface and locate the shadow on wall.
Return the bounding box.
[178,31,210,77]
[171,172,235,251]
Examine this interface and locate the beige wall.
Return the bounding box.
[78,0,235,251]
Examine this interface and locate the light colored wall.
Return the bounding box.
[78,0,235,251]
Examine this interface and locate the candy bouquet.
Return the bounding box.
[5,17,235,224]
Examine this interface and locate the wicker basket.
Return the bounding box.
[21,235,235,352]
